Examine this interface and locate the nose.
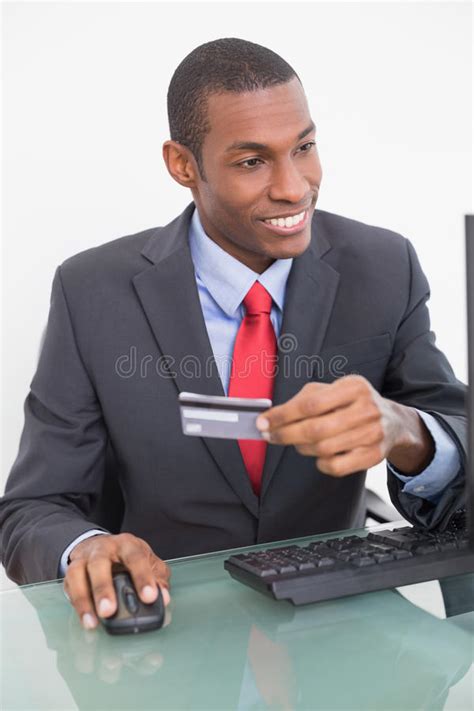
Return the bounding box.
[268,158,308,204]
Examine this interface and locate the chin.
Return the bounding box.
[265,232,311,260]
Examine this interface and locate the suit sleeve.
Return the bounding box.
[0,267,111,584]
[381,238,467,530]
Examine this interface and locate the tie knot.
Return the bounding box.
[243,281,273,315]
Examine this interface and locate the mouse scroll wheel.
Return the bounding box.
[122,586,139,614]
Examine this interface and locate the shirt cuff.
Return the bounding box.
[58,529,111,578]
[387,410,462,503]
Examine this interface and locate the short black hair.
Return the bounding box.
[167,38,300,177]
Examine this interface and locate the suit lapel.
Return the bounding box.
[260,216,340,499]
[132,203,259,518]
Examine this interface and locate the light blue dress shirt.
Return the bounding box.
[188,207,293,393]
[58,208,461,576]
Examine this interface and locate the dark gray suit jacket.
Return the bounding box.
[0,204,467,584]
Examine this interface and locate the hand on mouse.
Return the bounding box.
[63,532,171,630]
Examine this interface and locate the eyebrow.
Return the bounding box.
[224,121,316,153]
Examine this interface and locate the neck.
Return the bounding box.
[216,243,274,274]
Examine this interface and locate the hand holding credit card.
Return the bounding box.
[179,392,272,440]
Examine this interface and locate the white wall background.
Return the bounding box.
[2,1,472,570]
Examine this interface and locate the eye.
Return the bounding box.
[238,157,263,169]
[297,141,316,153]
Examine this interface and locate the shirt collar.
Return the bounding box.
[188,207,293,317]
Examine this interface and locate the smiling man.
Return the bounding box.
[0,38,467,631]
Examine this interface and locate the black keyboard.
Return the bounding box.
[224,526,474,605]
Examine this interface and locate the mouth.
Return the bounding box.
[259,208,311,236]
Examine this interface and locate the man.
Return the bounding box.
[0,39,467,631]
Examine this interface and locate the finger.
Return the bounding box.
[266,400,379,446]
[306,421,384,459]
[65,560,100,630]
[159,585,171,607]
[317,444,383,477]
[257,383,330,431]
[257,377,368,431]
[152,557,172,593]
[295,443,323,456]
[153,564,172,607]
[86,556,117,619]
[121,549,171,606]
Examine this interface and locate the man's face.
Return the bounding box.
[191,77,322,271]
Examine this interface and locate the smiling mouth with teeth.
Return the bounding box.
[264,210,306,228]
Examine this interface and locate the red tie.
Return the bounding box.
[228,282,277,496]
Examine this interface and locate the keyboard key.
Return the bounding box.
[336,553,353,562]
[275,564,297,574]
[366,532,390,543]
[370,543,395,553]
[392,549,413,560]
[373,553,394,563]
[352,557,376,567]
[357,545,379,554]
[367,532,415,549]
[318,557,336,567]
[298,562,316,570]
[344,536,365,544]
[307,542,333,552]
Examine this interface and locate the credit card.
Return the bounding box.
[179,392,272,440]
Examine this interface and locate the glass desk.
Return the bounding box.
[2,523,473,710]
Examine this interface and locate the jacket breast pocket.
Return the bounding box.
[313,332,392,389]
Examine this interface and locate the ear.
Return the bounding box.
[162,140,199,188]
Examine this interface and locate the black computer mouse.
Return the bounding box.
[100,565,165,635]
